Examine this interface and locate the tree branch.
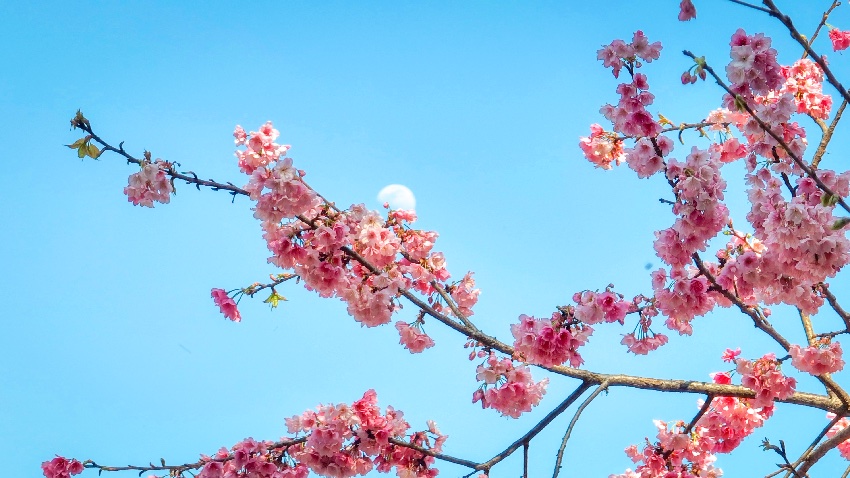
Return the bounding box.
[552,381,609,478]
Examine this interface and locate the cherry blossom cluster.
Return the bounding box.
[735,168,850,313]
[510,313,591,367]
[395,320,435,353]
[735,353,796,409]
[511,286,669,357]
[620,297,668,355]
[789,340,845,375]
[724,28,784,109]
[600,72,662,139]
[195,390,446,478]
[472,352,548,418]
[124,159,174,207]
[578,123,625,170]
[611,420,722,478]
[41,457,84,478]
[612,363,780,477]
[829,28,850,51]
[624,136,672,179]
[220,123,479,350]
[197,438,308,478]
[827,413,850,460]
[780,59,832,120]
[655,146,729,269]
[596,30,662,79]
[651,266,715,336]
[699,365,774,453]
[280,390,445,478]
[737,90,807,162]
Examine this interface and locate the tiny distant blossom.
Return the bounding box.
[42,457,84,478]
[124,160,174,208]
[233,125,247,145]
[211,288,241,322]
[395,321,435,353]
[678,0,696,21]
[789,341,844,375]
[722,348,741,362]
[829,28,850,51]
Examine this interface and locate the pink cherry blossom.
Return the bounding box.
[511,313,589,367]
[736,353,796,408]
[579,124,625,170]
[721,348,741,363]
[211,288,241,322]
[678,0,696,21]
[124,159,174,208]
[829,28,850,51]
[449,272,480,317]
[41,457,84,478]
[395,321,435,353]
[473,353,548,418]
[789,341,844,375]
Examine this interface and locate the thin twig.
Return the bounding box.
[552,381,609,478]
[813,99,847,168]
[478,382,594,471]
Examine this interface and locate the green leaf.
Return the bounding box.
[264,290,287,309]
[86,143,100,158]
[77,145,86,158]
[66,137,87,149]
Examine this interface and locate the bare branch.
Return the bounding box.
[552,381,609,478]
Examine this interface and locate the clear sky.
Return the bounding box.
[3,1,850,477]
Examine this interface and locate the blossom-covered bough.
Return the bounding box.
[53,1,850,477]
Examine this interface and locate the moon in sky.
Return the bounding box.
[377,184,416,211]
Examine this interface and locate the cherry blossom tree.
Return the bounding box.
[48,1,850,477]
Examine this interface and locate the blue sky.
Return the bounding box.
[3,1,850,477]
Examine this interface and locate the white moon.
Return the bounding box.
[377,184,416,211]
